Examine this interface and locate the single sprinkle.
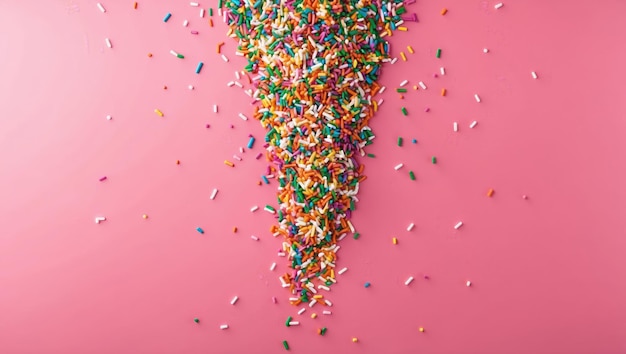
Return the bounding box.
[163,13,172,22]
[196,227,204,234]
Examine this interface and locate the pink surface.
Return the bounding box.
[1,1,626,353]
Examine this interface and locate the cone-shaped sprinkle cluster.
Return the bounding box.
[224,0,408,304]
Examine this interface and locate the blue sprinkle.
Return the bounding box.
[412,138,417,144]
[364,282,371,288]
[196,227,204,234]
[262,175,270,184]
[163,13,172,22]
[195,62,204,74]
[247,136,256,149]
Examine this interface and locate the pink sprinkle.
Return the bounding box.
[272,296,277,304]
[423,275,429,279]
[522,195,528,199]
[433,73,438,78]
[424,107,430,112]
[206,124,211,128]
[255,153,263,160]
[230,124,234,128]
[99,176,107,181]
[191,31,199,34]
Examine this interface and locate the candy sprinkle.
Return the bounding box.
[224,0,411,304]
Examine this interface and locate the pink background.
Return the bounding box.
[1,1,626,353]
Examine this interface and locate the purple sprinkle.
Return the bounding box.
[191,31,199,34]
[99,176,107,181]
[424,107,430,112]
[230,124,234,128]
[206,124,211,128]
[255,152,263,159]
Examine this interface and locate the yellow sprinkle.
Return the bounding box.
[392,237,398,245]
[373,100,378,112]
[224,160,235,167]
[154,109,163,117]
[400,52,407,61]
[311,313,317,319]
[419,327,425,332]
[352,338,358,343]
[407,45,414,54]
[397,26,408,31]
[142,214,148,219]
[413,85,418,90]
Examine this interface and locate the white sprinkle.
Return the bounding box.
[454,221,464,230]
[96,3,106,13]
[324,300,333,307]
[394,163,404,171]
[322,310,332,315]
[183,20,189,27]
[94,216,106,224]
[469,121,478,129]
[483,48,489,53]
[297,308,306,315]
[233,155,242,161]
[531,71,538,79]
[250,205,259,212]
[235,71,241,80]
[188,85,194,90]
[407,223,415,231]
[220,324,229,330]
[466,280,472,287]
[221,54,229,62]
[251,235,259,241]
[200,8,205,17]
[453,122,458,132]
[399,79,408,87]
[440,67,446,75]
[347,220,355,233]
[213,104,218,113]
[309,300,317,308]
[227,81,235,87]
[494,2,503,9]
[338,267,348,275]
[474,94,481,103]
[230,296,239,305]
[377,98,384,106]
[218,8,222,16]
[190,2,199,6]
[105,38,112,48]
[270,262,276,271]
[106,115,112,120]
[405,276,414,286]
[239,147,244,153]
[419,81,427,90]
[379,86,386,94]
[238,113,248,121]
[170,50,178,57]
[318,285,330,291]
[210,188,218,200]
[234,81,243,88]
[390,57,398,64]
[288,321,299,326]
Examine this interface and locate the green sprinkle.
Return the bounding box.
[193,318,199,323]
[397,137,403,146]
[321,327,327,335]
[177,53,184,59]
[209,8,213,16]
[285,316,292,327]
[436,48,442,58]
[401,107,408,116]
[367,153,375,158]
[283,340,290,350]
[353,232,360,240]
[409,171,416,180]
[396,88,407,93]
[218,0,223,8]
[432,156,437,164]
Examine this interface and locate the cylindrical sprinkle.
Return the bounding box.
[247,137,255,149]
[436,48,442,58]
[195,62,204,74]
[163,13,172,22]
[409,171,416,180]
[97,3,106,13]
[282,341,289,350]
[398,137,403,146]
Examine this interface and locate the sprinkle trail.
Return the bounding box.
[224,0,411,304]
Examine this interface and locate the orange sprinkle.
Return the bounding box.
[233,227,238,233]
[441,8,448,15]
[133,2,137,9]
[441,88,447,96]
[217,42,224,53]
[487,188,495,197]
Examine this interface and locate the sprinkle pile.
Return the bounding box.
[223,0,411,303]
